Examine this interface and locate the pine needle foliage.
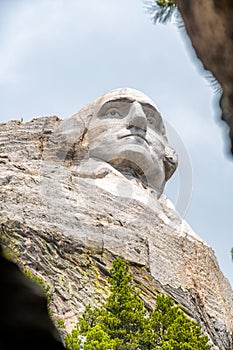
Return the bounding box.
[143,0,221,95]
[144,0,176,24]
[65,258,211,350]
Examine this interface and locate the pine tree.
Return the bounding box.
[84,325,116,350]
[156,0,175,6]
[65,258,211,350]
[64,324,81,350]
[74,258,146,350]
[145,0,176,25]
[148,294,211,349]
[101,258,146,348]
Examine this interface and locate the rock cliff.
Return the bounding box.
[0,89,233,349]
[175,0,233,154]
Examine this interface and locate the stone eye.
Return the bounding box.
[106,109,121,117]
[143,107,162,132]
[147,115,156,126]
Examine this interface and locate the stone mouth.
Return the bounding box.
[119,134,149,145]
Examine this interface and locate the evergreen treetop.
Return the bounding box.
[65,258,211,350]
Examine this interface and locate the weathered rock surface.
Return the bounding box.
[175,0,233,154]
[0,243,65,349]
[0,89,233,349]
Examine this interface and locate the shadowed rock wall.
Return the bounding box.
[0,243,65,350]
[176,0,233,153]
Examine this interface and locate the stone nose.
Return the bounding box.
[127,102,147,132]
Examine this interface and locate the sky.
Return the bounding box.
[0,0,232,286]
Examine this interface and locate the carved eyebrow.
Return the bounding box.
[100,99,158,111]
[97,99,132,116]
[97,99,160,121]
[141,103,158,113]
[100,98,134,108]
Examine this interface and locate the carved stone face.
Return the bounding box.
[85,88,177,196]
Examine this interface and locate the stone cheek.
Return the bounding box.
[0,114,232,350]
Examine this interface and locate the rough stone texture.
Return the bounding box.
[175,0,233,153]
[0,243,65,349]
[0,89,233,349]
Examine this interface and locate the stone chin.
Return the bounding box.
[89,141,166,195]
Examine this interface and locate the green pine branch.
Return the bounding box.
[65,258,211,350]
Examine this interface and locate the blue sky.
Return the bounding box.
[1,0,232,286]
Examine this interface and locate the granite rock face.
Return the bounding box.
[175,0,233,153]
[0,89,233,349]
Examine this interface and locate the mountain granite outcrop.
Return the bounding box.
[0,88,232,349]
